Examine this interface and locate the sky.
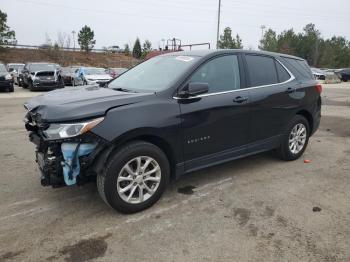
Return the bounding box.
[2,0,350,50]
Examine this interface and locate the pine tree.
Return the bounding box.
[132,38,142,59]
[124,44,130,55]
[141,40,152,58]
[0,10,16,48]
[218,27,243,49]
[78,25,96,53]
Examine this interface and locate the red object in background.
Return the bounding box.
[304,159,311,163]
[110,70,117,79]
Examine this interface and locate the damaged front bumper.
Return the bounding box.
[25,113,107,187]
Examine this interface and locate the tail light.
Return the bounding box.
[315,83,322,94]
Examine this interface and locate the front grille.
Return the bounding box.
[38,76,55,80]
[0,76,5,81]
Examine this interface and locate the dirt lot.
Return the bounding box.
[0,83,350,262]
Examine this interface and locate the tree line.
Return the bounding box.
[219,24,350,68]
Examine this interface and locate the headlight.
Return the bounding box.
[5,74,12,80]
[42,117,104,140]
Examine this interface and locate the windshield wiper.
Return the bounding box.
[112,87,138,93]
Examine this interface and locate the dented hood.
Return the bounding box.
[24,85,151,122]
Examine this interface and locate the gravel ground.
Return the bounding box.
[0,83,349,262]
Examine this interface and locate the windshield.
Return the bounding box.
[85,68,106,75]
[108,55,199,92]
[0,64,7,73]
[8,64,24,71]
[29,64,57,72]
[61,67,76,74]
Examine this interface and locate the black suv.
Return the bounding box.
[0,63,14,92]
[22,62,64,91]
[24,50,321,213]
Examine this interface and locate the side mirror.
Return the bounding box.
[178,82,209,98]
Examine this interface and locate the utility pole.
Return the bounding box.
[216,0,221,49]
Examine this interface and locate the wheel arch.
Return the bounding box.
[94,130,178,181]
[296,109,313,134]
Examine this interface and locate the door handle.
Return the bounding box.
[233,96,248,103]
[286,87,295,94]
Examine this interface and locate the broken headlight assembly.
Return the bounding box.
[42,117,104,140]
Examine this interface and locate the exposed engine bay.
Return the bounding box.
[24,109,107,187]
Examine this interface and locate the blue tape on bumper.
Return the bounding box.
[61,143,97,186]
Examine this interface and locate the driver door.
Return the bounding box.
[177,54,251,172]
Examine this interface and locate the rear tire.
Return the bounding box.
[277,115,310,161]
[97,141,170,213]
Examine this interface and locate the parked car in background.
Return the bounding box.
[106,67,128,79]
[22,62,63,91]
[335,68,350,82]
[311,67,326,80]
[7,63,25,86]
[7,63,25,79]
[0,63,14,92]
[76,67,112,85]
[61,66,80,86]
[24,50,321,213]
[108,45,123,53]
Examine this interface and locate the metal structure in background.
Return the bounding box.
[71,30,76,51]
[165,38,182,51]
[179,43,211,50]
[216,0,221,49]
[260,25,266,39]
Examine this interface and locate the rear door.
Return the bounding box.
[243,54,299,142]
[178,54,251,171]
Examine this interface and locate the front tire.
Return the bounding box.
[28,80,35,91]
[277,115,310,161]
[97,141,170,213]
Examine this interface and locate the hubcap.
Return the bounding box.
[289,123,307,154]
[117,156,161,204]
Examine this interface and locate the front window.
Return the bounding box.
[85,68,106,75]
[189,55,241,93]
[108,55,200,92]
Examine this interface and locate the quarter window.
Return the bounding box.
[189,55,240,93]
[275,61,291,82]
[246,55,278,86]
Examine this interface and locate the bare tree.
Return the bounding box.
[57,31,66,48]
[45,32,52,46]
[65,34,71,49]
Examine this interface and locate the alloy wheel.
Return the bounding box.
[116,156,161,204]
[288,123,307,154]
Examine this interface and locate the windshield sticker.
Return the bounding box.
[175,56,194,62]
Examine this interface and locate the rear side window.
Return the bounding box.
[245,55,278,86]
[275,61,291,82]
[190,55,240,93]
[282,57,313,80]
